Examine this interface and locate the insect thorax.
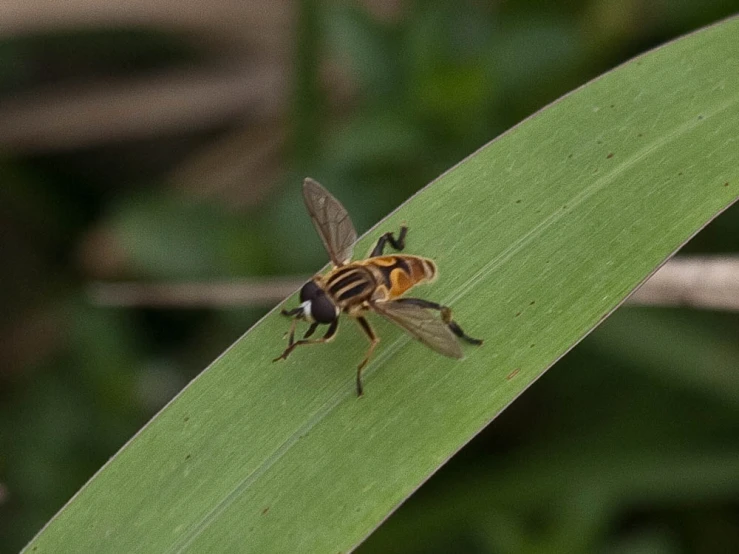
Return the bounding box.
[323,264,377,310]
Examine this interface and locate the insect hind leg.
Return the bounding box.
[446,319,482,345]
[395,298,482,345]
[370,225,408,257]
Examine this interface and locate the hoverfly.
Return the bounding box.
[274,178,482,396]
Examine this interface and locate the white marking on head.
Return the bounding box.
[301,300,313,322]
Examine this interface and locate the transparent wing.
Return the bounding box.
[303,178,357,266]
[373,300,463,358]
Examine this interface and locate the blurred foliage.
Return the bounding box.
[1,0,739,552]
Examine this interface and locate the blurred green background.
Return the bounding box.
[2,1,739,552]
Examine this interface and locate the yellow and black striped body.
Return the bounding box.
[321,255,437,314]
[275,181,482,397]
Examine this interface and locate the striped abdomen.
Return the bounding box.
[364,255,437,300]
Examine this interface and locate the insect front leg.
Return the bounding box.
[273,319,339,362]
[395,298,483,345]
[302,321,319,339]
[354,316,379,397]
[278,307,300,344]
[370,225,408,257]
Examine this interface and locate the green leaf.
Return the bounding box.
[25,18,739,553]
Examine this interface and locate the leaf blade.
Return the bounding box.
[25,17,739,554]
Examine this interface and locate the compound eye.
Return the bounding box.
[311,293,338,324]
[299,281,321,302]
